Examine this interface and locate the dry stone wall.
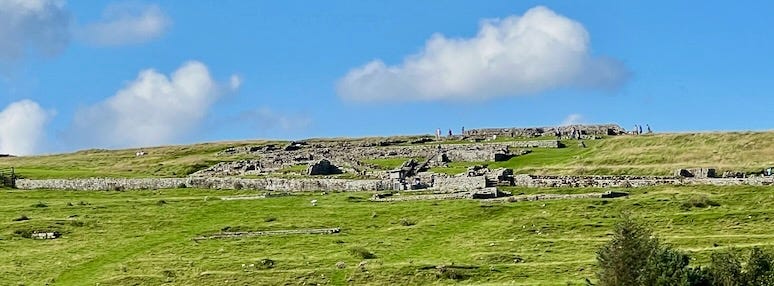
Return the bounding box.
[16,174,772,192]
[16,177,394,192]
[512,175,774,188]
[464,124,624,138]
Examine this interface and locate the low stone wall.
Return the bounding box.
[15,174,773,192]
[487,191,628,202]
[432,176,487,191]
[504,140,562,148]
[194,227,341,240]
[512,175,774,188]
[16,177,395,192]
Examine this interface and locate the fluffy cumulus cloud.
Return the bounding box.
[0,0,70,61]
[337,6,628,102]
[79,3,170,46]
[72,61,236,148]
[0,100,51,155]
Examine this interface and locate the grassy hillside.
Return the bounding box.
[434,132,774,176]
[0,141,276,179]
[1,132,772,179]
[1,185,772,285]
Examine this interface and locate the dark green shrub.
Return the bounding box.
[69,220,85,227]
[31,202,48,208]
[348,246,376,259]
[13,215,29,221]
[681,195,720,210]
[399,218,416,226]
[709,251,744,286]
[744,247,774,285]
[13,229,33,238]
[437,266,468,281]
[259,258,275,269]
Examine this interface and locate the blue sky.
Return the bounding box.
[1,1,772,155]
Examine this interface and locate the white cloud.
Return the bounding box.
[72,61,237,148]
[0,100,51,155]
[229,75,242,90]
[0,0,70,61]
[337,6,628,102]
[79,3,170,46]
[560,113,585,126]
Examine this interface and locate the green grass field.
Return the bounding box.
[2,185,773,285]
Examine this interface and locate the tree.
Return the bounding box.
[595,216,774,286]
[596,215,660,286]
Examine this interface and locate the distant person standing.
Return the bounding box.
[435,128,441,140]
[461,126,465,135]
[448,129,453,137]
[638,125,643,134]
[633,125,639,135]
[646,124,652,134]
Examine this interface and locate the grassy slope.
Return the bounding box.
[1,185,773,285]
[434,132,774,176]
[0,141,275,179]
[1,132,772,179]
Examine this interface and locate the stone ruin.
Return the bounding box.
[306,159,342,176]
[463,124,625,139]
[31,231,61,239]
[674,168,717,178]
[193,137,549,179]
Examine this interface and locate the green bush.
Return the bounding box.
[348,246,376,259]
[31,202,48,208]
[681,195,720,210]
[399,218,416,226]
[13,215,29,221]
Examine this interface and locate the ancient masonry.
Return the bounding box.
[195,139,561,178]
[16,175,773,192]
[463,124,625,138]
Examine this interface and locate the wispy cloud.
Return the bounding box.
[78,3,170,46]
[338,6,628,102]
[0,100,52,155]
[71,61,238,148]
[560,113,585,126]
[0,0,70,62]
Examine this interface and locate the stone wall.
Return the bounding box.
[432,176,487,191]
[512,175,774,188]
[16,174,773,192]
[504,140,562,148]
[464,124,625,138]
[16,177,395,192]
